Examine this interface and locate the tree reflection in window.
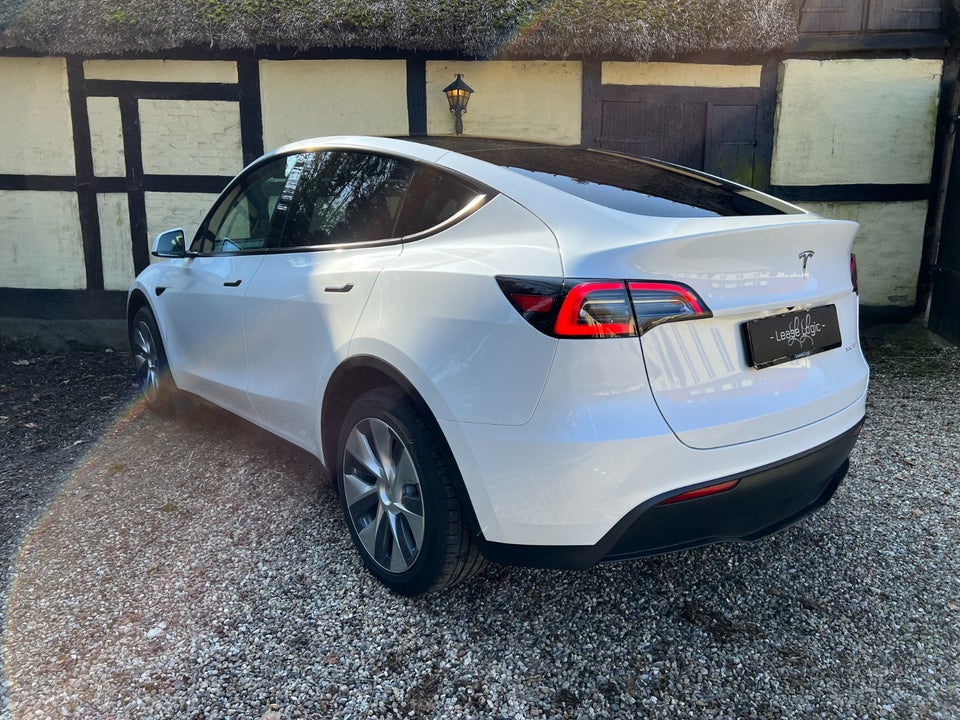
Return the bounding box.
[282,151,414,247]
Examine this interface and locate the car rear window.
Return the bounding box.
[410,138,801,218]
[468,147,800,218]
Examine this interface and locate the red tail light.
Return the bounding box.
[497,276,710,338]
[850,253,859,294]
[554,281,637,337]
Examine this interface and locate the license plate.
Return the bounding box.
[743,305,842,369]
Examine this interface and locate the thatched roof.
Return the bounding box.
[0,0,804,60]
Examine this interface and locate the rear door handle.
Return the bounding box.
[223,279,242,287]
[324,283,354,293]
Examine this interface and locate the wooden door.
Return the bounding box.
[705,103,758,186]
[928,126,960,343]
[596,86,763,187]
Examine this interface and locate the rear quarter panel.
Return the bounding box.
[349,194,562,426]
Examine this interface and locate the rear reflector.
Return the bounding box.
[658,479,740,505]
[497,276,711,339]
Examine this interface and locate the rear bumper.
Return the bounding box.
[477,418,863,570]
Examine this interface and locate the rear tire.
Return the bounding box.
[337,386,485,595]
[130,306,176,414]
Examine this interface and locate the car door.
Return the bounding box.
[160,154,296,419]
[242,150,412,451]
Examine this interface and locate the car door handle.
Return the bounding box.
[324,283,354,293]
[223,279,242,287]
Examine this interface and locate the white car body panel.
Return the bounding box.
[153,254,265,419]
[641,293,867,448]
[243,245,403,453]
[438,335,867,546]
[442,384,867,547]
[350,193,562,430]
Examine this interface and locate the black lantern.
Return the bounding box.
[442,73,474,135]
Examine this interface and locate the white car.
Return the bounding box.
[128,136,869,595]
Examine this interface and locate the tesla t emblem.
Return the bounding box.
[799,250,815,278]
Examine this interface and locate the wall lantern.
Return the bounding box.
[442,73,474,135]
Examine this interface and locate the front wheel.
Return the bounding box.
[130,305,176,413]
[337,387,485,595]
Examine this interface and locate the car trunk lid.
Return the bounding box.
[563,214,869,450]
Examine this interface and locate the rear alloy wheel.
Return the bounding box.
[337,387,484,595]
[130,306,176,413]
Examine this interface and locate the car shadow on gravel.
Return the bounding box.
[2,331,959,720]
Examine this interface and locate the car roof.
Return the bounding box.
[404,136,801,217]
[262,135,803,218]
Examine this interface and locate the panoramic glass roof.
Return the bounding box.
[411,137,802,218]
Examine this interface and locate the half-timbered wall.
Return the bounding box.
[771,57,943,307]
[0,9,953,344]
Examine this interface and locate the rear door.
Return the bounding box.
[242,150,413,450]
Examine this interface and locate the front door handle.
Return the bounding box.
[223,279,242,287]
[324,283,354,293]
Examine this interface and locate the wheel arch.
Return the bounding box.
[126,289,152,337]
[321,355,483,539]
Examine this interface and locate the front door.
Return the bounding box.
[163,153,295,418]
[162,254,264,418]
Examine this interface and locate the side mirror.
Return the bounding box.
[152,228,187,258]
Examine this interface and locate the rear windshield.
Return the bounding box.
[468,147,799,218]
[411,138,801,218]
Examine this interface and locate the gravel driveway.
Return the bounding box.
[1,328,958,719]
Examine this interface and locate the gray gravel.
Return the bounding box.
[1,326,959,719]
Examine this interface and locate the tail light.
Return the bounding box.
[850,253,859,294]
[555,281,637,337]
[628,281,708,333]
[497,276,711,339]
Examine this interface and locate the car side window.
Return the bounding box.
[193,155,296,254]
[279,151,415,248]
[394,166,483,237]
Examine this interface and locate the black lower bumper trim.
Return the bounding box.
[477,418,864,570]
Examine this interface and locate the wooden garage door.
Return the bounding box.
[597,86,764,188]
[928,124,960,344]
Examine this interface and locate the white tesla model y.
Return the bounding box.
[129,136,869,595]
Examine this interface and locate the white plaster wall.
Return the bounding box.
[259,60,409,151]
[803,201,928,307]
[139,99,243,176]
[426,61,582,143]
[84,59,237,83]
[0,57,75,176]
[97,194,134,291]
[602,62,761,88]
[88,97,125,177]
[772,59,941,186]
[145,192,220,253]
[0,191,85,289]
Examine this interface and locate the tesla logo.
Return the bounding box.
[798,250,815,278]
